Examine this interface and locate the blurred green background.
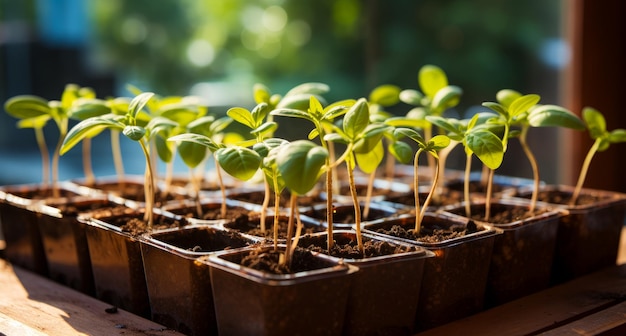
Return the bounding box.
[0,0,567,184]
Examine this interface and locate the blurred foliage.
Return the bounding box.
[4,0,562,114]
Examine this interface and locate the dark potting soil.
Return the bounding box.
[230,190,324,208]
[227,215,325,239]
[386,191,462,208]
[238,247,331,274]
[528,190,602,206]
[93,182,186,205]
[170,204,254,221]
[306,237,419,259]
[375,220,481,244]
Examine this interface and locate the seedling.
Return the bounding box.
[393,128,450,233]
[275,140,328,266]
[323,98,390,254]
[399,65,462,177]
[271,95,354,251]
[570,107,626,205]
[428,113,504,218]
[4,84,94,197]
[492,89,586,212]
[61,92,175,229]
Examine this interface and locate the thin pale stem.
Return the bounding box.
[570,139,600,206]
[363,170,376,220]
[347,158,364,254]
[273,174,281,251]
[464,153,472,217]
[35,127,50,188]
[51,126,67,198]
[190,167,203,217]
[260,174,270,233]
[325,163,334,251]
[110,130,126,193]
[417,157,440,234]
[83,138,95,187]
[282,193,298,266]
[519,127,540,214]
[484,168,495,222]
[214,157,227,219]
[139,140,155,229]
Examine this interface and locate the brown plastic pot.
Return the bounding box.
[82,209,186,318]
[442,198,564,307]
[302,201,398,229]
[515,184,626,284]
[363,213,499,331]
[298,230,434,336]
[37,196,134,295]
[0,182,79,276]
[140,224,258,336]
[202,244,358,335]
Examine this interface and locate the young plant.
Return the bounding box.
[61,92,175,230]
[392,128,450,233]
[492,89,586,212]
[227,102,277,232]
[275,140,328,266]
[323,98,391,254]
[399,64,463,177]
[570,107,626,205]
[428,113,504,218]
[4,84,94,197]
[271,96,354,251]
[67,96,132,190]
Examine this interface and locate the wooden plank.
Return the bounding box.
[0,260,182,336]
[417,264,626,336]
[541,301,626,335]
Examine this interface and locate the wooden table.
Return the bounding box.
[1,227,625,335]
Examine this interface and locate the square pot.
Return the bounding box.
[82,209,187,318]
[515,184,626,284]
[202,244,358,335]
[0,182,80,276]
[222,212,325,242]
[140,224,258,336]
[363,213,499,331]
[442,198,564,307]
[36,196,134,295]
[303,201,399,229]
[298,230,434,336]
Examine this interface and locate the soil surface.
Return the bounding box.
[238,247,333,274]
[226,215,326,239]
[374,220,481,244]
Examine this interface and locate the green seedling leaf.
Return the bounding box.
[270,108,311,120]
[251,121,277,138]
[128,92,154,118]
[178,141,207,168]
[356,141,384,173]
[227,107,256,129]
[528,105,585,130]
[389,141,414,164]
[399,89,424,106]
[284,82,330,97]
[168,133,219,152]
[253,138,288,158]
[123,125,146,141]
[482,102,508,117]
[215,147,262,181]
[496,89,522,107]
[276,140,328,195]
[251,102,270,125]
[609,129,626,144]
[61,116,125,154]
[69,99,111,120]
[509,94,540,118]
[369,84,400,107]
[343,98,370,140]
[17,115,50,129]
[253,83,271,104]
[276,93,327,110]
[465,129,504,169]
[394,127,426,147]
[583,107,607,139]
[431,85,462,111]
[419,65,448,98]
[4,95,51,119]
[159,104,199,126]
[155,136,174,163]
